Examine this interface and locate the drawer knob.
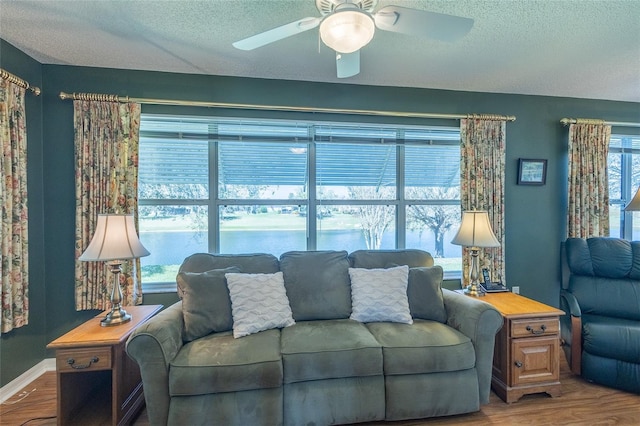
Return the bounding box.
[515,361,523,368]
[67,356,99,369]
[526,324,547,335]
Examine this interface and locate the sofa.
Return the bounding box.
[126,249,503,425]
[560,237,640,394]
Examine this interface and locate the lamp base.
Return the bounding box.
[464,247,485,297]
[100,261,132,326]
[101,306,132,327]
[464,283,485,297]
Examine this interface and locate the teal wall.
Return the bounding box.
[1,38,639,386]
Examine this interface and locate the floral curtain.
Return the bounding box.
[0,79,29,333]
[74,100,142,310]
[459,118,506,286]
[567,122,611,238]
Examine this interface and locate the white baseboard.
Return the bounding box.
[0,358,56,403]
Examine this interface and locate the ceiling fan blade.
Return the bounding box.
[374,6,473,42]
[336,51,360,78]
[233,17,321,50]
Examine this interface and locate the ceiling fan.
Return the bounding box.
[232,0,473,78]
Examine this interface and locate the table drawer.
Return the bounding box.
[511,317,559,338]
[57,347,112,372]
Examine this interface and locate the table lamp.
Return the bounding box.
[79,214,150,326]
[624,186,640,211]
[451,210,500,297]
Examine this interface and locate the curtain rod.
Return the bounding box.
[560,118,640,128]
[59,91,516,122]
[0,68,41,95]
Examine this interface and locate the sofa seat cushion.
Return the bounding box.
[582,314,640,363]
[169,328,282,396]
[366,320,475,375]
[281,319,383,383]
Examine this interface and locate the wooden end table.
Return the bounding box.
[475,291,564,403]
[47,304,162,425]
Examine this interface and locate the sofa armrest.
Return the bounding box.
[559,290,582,375]
[442,289,503,405]
[126,301,184,426]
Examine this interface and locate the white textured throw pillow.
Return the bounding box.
[225,271,295,338]
[349,265,413,324]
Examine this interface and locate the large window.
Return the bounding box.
[138,115,461,288]
[608,134,640,240]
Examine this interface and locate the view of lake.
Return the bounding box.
[140,228,462,268]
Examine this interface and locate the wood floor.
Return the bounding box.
[1,357,638,425]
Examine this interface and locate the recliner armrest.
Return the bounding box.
[560,290,581,317]
[559,290,582,375]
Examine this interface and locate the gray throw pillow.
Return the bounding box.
[176,266,240,342]
[280,250,352,321]
[407,266,447,323]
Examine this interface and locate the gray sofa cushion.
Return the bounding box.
[347,250,445,323]
[179,252,280,274]
[280,250,352,320]
[169,328,283,395]
[281,319,383,383]
[176,266,240,341]
[348,249,434,269]
[358,261,446,324]
[349,265,413,324]
[283,376,385,426]
[407,266,447,323]
[366,320,475,375]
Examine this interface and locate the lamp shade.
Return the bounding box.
[451,210,501,248]
[79,214,150,261]
[319,6,375,53]
[624,186,640,211]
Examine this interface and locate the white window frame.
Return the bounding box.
[138,114,462,292]
[608,134,640,240]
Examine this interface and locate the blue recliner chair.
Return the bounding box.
[560,237,640,394]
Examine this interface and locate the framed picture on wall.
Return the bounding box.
[518,159,547,185]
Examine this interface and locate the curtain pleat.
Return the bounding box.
[0,79,29,333]
[567,123,611,238]
[460,118,506,285]
[74,101,142,310]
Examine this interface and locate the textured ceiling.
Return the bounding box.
[1,0,639,102]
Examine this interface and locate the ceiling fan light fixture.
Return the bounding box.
[319,7,375,53]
